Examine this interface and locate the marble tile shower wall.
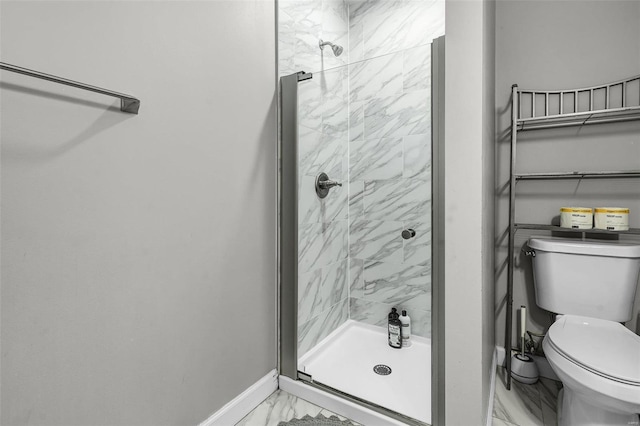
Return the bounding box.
[347,0,443,338]
[348,0,445,62]
[279,0,349,76]
[279,0,444,354]
[296,66,350,357]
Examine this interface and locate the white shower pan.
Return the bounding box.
[298,320,431,424]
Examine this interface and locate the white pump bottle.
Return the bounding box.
[399,310,411,347]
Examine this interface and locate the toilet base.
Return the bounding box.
[558,386,640,426]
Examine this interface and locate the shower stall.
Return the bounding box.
[278,2,445,424]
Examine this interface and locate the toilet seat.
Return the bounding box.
[547,315,640,386]
[543,330,640,420]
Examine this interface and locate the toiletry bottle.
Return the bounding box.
[388,308,402,349]
[400,310,412,347]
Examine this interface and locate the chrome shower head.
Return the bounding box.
[319,39,344,57]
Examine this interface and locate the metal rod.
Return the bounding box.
[531,91,536,118]
[0,62,140,114]
[519,105,640,122]
[518,113,640,131]
[516,170,640,180]
[518,74,640,94]
[545,93,549,116]
[515,223,640,235]
[506,84,519,391]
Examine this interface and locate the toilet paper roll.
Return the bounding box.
[594,208,629,231]
[560,207,593,229]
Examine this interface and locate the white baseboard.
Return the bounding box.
[486,347,498,426]
[279,376,407,426]
[496,345,506,366]
[199,369,278,426]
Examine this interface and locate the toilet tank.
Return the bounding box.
[528,237,640,322]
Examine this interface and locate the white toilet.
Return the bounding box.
[528,237,640,426]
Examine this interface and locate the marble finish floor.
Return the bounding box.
[492,367,562,426]
[235,389,358,426]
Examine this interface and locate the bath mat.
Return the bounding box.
[278,414,358,426]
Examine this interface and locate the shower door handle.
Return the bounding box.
[402,229,416,239]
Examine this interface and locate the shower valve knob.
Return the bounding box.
[315,172,342,198]
[402,229,416,239]
[319,179,342,189]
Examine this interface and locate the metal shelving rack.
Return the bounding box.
[505,75,640,390]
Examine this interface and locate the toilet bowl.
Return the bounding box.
[542,315,640,426]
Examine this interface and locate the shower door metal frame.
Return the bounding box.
[431,35,446,426]
[279,70,311,379]
[279,35,446,423]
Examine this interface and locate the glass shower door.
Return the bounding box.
[291,45,432,425]
[295,65,351,362]
[280,35,443,426]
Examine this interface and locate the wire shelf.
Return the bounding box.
[514,75,640,130]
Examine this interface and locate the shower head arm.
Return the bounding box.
[318,39,343,57]
[318,40,333,50]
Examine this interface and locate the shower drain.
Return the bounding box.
[373,364,392,375]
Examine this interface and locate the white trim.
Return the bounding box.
[486,347,498,426]
[496,345,506,366]
[279,376,407,426]
[199,369,278,426]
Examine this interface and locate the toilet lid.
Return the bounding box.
[547,315,640,385]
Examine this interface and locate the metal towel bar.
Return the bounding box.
[0,62,140,114]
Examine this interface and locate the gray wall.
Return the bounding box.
[495,1,640,352]
[444,0,495,424]
[0,2,277,425]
